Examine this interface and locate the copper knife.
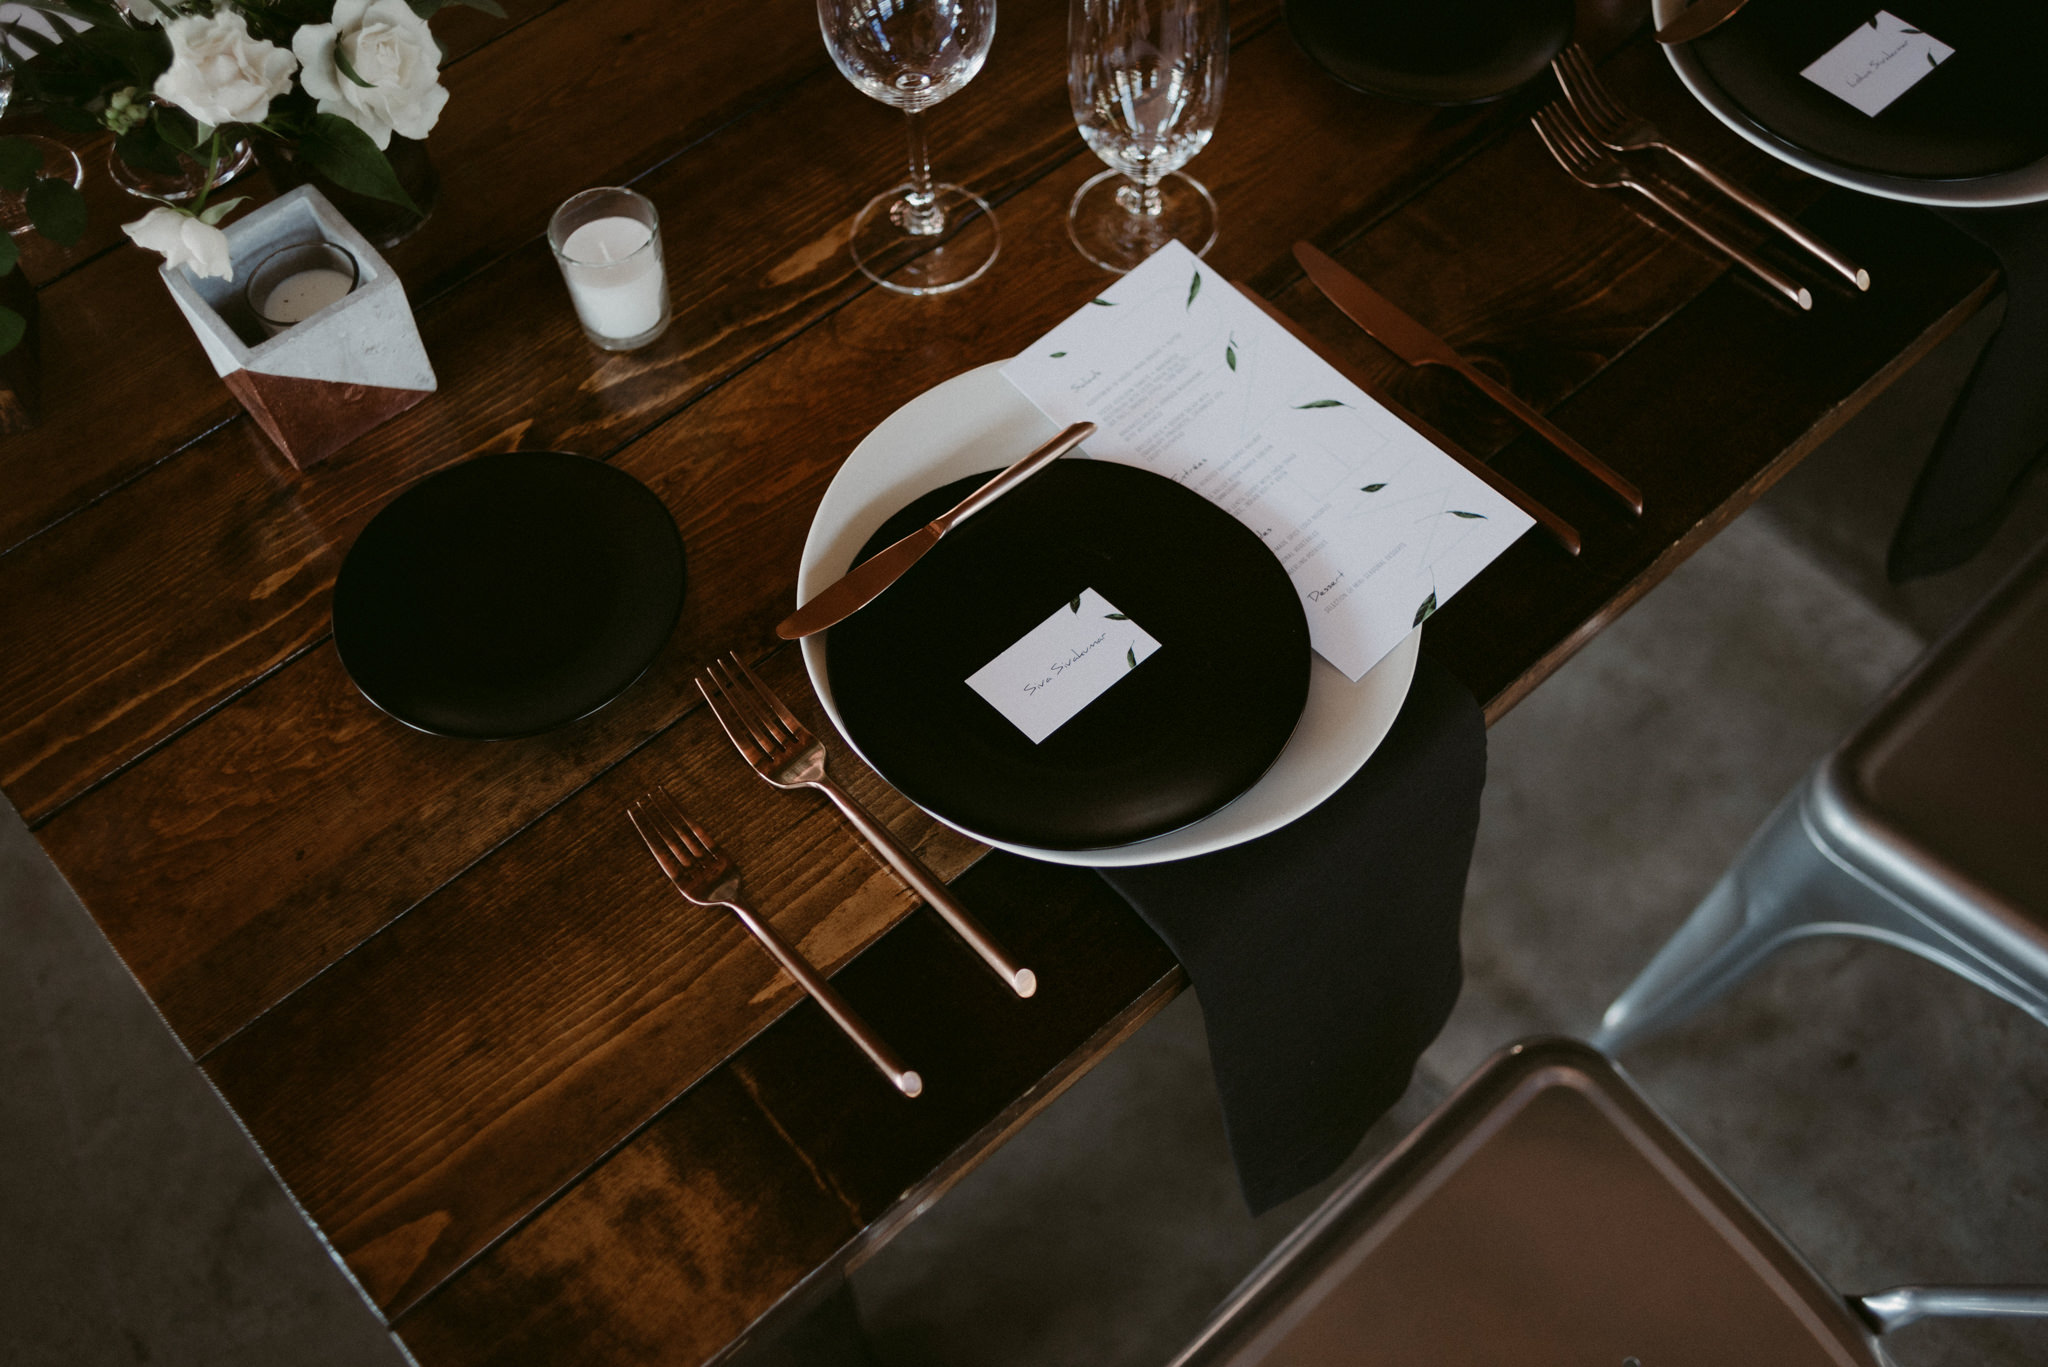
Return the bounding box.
[777,420,1096,640]
[1293,241,1644,517]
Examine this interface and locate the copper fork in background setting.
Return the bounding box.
[628,786,923,1098]
[1551,43,1867,291]
[697,653,1038,999]
[1532,103,1812,312]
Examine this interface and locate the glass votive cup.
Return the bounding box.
[548,187,671,352]
[246,240,360,337]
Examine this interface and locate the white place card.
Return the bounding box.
[966,588,1162,744]
[1801,11,1953,118]
[1001,240,1532,683]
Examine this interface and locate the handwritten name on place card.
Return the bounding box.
[966,588,1162,744]
[1801,10,1953,118]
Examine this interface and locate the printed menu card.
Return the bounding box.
[1002,240,1532,683]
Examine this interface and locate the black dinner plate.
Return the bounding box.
[825,460,1311,851]
[1688,0,2048,180]
[1287,0,1573,106]
[332,451,686,739]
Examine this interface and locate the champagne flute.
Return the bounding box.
[1068,0,1228,273]
[819,0,1001,296]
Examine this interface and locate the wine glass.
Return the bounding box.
[819,0,1001,296]
[1067,0,1228,273]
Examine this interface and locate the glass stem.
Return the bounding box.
[900,108,945,236]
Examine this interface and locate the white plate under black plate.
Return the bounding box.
[797,361,1421,868]
[332,451,686,739]
[826,460,1312,851]
[1660,0,2048,206]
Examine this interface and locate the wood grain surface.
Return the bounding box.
[0,0,1998,1362]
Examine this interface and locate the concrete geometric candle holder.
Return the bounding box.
[160,185,437,471]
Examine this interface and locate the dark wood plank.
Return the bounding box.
[200,648,983,1314]
[393,854,1181,1366]
[392,1066,865,1367]
[0,0,822,555]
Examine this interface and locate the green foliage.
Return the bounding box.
[25,176,86,245]
[297,113,422,213]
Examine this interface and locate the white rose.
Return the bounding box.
[122,205,233,280]
[153,9,296,127]
[293,0,448,151]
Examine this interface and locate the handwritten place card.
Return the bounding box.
[967,588,1162,743]
[1002,240,1532,683]
[1802,11,1953,118]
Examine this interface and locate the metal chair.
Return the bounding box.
[1594,539,2048,1055]
[1169,1038,2048,1367]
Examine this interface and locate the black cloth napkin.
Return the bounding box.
[1098,651,1484,1213]
[1891,204,2048,580]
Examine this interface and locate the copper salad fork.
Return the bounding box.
[1551,42,1867,291]
[1532,103,1812,312]
[696,653,1038,999]
[628,785,923,1097]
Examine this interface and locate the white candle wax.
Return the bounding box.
[263,267,354,325]
[560,215,664,341]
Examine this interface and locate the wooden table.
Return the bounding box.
[0,1,1997,1362]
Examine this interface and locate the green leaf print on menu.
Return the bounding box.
[1071,596,1082,612]
[1127,646,1137,669]
[1091,298,1116,306]
[1447,510,1488,519]
[1414,592,1438,627]
[1225,334,1237,371]
[1050,351,1066,358]
[1104,612,1128,620]
[1187,270,1202,310]
[1295,399,1346,409]
[1360,482,1386,493]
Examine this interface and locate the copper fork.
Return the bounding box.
[696,652,1037,999]
[1532,103,1812,312]
[1551,43,1867,291]
[628,786,923,1097]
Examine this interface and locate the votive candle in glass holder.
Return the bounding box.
[548,187,671,351]
[246,240,360,337]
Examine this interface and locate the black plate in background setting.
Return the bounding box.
[332,451,686,739]
[825,460,1311,851]
[1689,0,2048,180]
[1287,0,1573,106]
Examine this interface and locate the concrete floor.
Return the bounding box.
[6,306,2048,1365]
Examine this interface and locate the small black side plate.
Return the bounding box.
[333,451,686,739]
[1288,0,1574,106]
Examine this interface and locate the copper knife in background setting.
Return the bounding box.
[777,420,1096,640]
[1293,241,1644,517]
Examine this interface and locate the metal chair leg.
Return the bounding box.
[1598,769,2048,1054]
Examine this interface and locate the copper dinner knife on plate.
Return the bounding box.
[777,421,1095,640]
[1293,241,1644,517]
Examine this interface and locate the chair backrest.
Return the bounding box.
[1829,537,2048,937]
[1170,1038,1882,1367]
